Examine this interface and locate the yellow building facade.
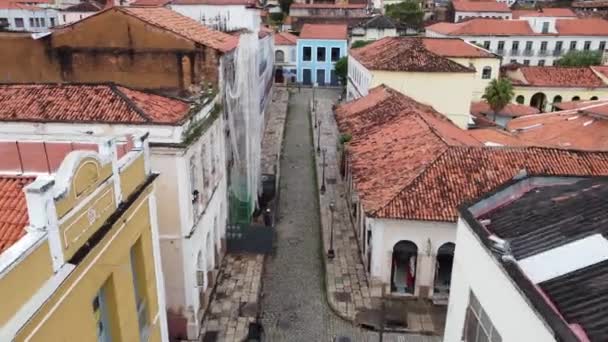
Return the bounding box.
[0,134,168,342]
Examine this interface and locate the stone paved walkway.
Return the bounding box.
[200,254,264,342]
[259,88,441,342]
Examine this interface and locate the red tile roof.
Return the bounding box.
[427,18,608,36]
[506,66,607,88]
[554,99,608,114]
[471,101,540,117]
[512,8,576,18]
[337,85,608,221]
[422,37,495,58]
[291,2,366,8]
[274,31,297,45]
[468,127,527,145]
[592,65,608,79]
[0,0,43,10]
[572,0,608,8]
[171,0,255,5]
[0,84,192,124]
[0,177,33,253]
[350,37,475,73]
[117,7,238,52]
[452,0,510,13]
[129,0,171,6]
[299,23,347,40]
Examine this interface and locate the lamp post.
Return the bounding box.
[317,118,322,154]
[320,148,327,194]
[328,201,335,259]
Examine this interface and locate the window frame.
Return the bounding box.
[14,17,24,27]
[481,66,492,80]
[316,46,326,62]
[330,47,341,62]
[302,46,312,62]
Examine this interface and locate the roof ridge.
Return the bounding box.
[110,84,152,122]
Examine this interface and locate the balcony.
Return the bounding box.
[523,49,534,56]
[553,49,563,56]
[510,49,520,56]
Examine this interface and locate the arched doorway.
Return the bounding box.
[275,67,284,84]
[552,95,562,111]
[434,243,455,297]
[515,95,525,104]
[530,92,547,112]
[390,241,418,294]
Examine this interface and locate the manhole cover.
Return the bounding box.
[202,331,219,342]
[326,178,337,185]
[334,291,351,302]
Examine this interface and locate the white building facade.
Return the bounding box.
[427,17,608,66]
[0,6,58,31]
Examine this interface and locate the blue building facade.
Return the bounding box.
[296,38,348,86]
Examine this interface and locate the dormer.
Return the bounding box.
[525,17,557,34]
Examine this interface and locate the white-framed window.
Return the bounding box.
[481,66,492,79]
[463,291,502,342]
[331,47,341,62]
[302,46,312,61]
[316,46,326,62]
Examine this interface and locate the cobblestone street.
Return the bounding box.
[259,88,441,342]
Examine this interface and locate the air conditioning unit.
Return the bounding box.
[196,270,205,287]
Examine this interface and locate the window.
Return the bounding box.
[511,41,519,51]
[584,41,592,51]
[525,41,533,51]
[510,59,517,64]
[552,95,562,111]
[497,41,504,51]
[63,14,66,23]
[50,17,55,27]
[463,291,502,342]
[14,17,24,27]
[130,240,150,342]
[516,95,525,104]
[523,59,530,66]
[482,66,492,79]
[29,18,34,27]
[538,59,545,66]
[470,40,476,45]
[570,41,577,51]
[93,281,113,342]
[40,18,45,27]
[316,46,326,62]
[0,18,7,27]
[302,46,312,61]
[483,41,490,49]
[572,96,580,101]
[458,16,463,21]
[275,50,285,63]
[554,41,563,54]
[540,41,548,52]
[600,41,606,51]
[541,21,549,33]
[331,47,341,62]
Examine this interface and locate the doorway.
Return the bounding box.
[390,241,417,294]
[434,242,455,296]
[316,68,326,86]
[302,69,312,85]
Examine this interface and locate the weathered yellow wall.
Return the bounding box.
[449,57,501,100]
[371,70,475,128]
[0,241,53,327]
[120,154,146,200]
[512,86,608,112]
[14,186,160,342]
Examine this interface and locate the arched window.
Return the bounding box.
[530,92,547,111]
[552,95,562,111]
[482,66,492,79]
[435,243,455,296]
[516,95,525,104]
[591,96,599,100]
[275,50,285,63]
[572,96,580,101]
[391,241,418,294]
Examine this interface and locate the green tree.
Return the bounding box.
[279,0,293,14]
[351,40,376,49]
[555,50,602,67]
[483,78,514,121]
[334,56,348,86]
[385,1,424,28]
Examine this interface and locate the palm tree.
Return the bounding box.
[482,78,515,122]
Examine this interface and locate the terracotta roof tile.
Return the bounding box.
[338,85,608,221]
[422,38,495,58]
[0,84,191,124]
[427,18,608,36]
[350,37,475,72]
[512,8,576,18]
[452,0,510,12]
[507,66,607,88]
[274,31,297,45]
[0,176,33,253]
[572,0,608,8]
[0,0,43,10]
[171,0,254,4]
[471,101,539,117]
[299,23,348,40]
[118,7,238,52]
[129,0,170,6]
[291,2,366,9]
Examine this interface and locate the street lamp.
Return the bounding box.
[320,148,327,194]
[317,118,322,154]
[328,201,336,259]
